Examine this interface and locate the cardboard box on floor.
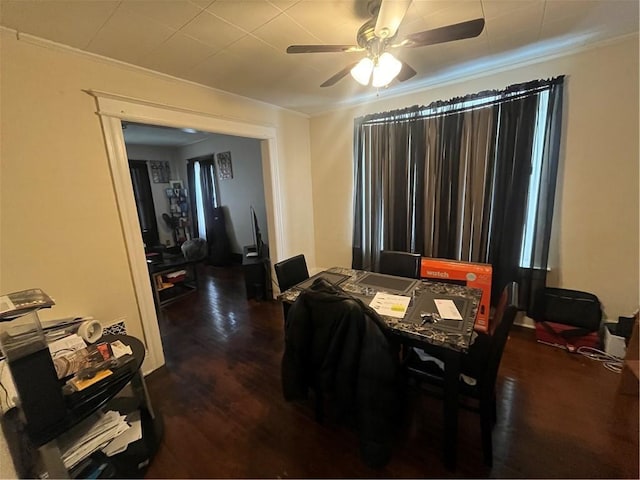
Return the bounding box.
[420,258,492,333]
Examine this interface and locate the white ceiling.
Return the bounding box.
[1,0,638,116]
[123,121,215,146]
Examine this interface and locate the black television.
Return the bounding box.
[247,206,264,258]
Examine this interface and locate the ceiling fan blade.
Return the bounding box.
[320,63,359,87]
[287,45,363,54]
[374,0,412,39]
[396,61,417,82]
[395,18,485,48]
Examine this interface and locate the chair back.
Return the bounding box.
[378,250,422,279]
[274,254,309,292]
[181,237,208,261]
[481,282,519,390]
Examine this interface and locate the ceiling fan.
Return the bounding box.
[286,0,485,88]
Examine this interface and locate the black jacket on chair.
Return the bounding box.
[281,279,399,468]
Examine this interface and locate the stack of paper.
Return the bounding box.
[369,292,411,318]
[57,410,130,469]
[102,411,142,457]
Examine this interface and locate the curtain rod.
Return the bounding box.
[357,76,565,126]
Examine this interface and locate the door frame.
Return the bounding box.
[87,89,284,374]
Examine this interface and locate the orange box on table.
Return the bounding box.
[420,257,493,333]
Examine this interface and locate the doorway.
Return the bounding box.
[124,124,270,265]
[90,90,283,374]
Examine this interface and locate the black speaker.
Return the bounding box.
[9,347,67,439]
[208,207,231,266]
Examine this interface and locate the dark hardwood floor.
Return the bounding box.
[143,264,639,479]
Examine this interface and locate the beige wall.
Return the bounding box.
[0,25,637,477]
[0,30,314,329]
[0,30,316,476]
[309,35,639,320]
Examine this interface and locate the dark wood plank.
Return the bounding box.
[144,264,639,478]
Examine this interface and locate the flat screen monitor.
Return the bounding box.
[354,272,419,295]
[247,206,263,258]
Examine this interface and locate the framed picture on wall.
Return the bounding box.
[216,151,233,179]
[150,161,171,183]
[169,181,183,198]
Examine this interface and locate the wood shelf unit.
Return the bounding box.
[165,186,190,246]
[149,257,198,308]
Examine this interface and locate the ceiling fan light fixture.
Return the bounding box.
[288,1,486,90]
[372,52,402,87]
[350,57,374,85]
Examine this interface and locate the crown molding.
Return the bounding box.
[0,26,309,119]
[2,26,636,119]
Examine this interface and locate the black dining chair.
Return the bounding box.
[274,254,309,292]
[378,250,422,279]
[281,278,400,468]
[378,250,422,363]
[274,254,309,319]
[405,281,519,466]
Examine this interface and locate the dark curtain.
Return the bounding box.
[129,160,159,248]
[353,107,425,271]
[420,106,498,262]
[520,81,564,309]
[488,81,564,306]
[186,159,198,237]
[186,154,221,262]
[352,77,565,308]
[486,94,540,304]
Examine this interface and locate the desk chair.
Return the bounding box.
[406,282,519,466]
[274,254,309,319]
[378,250,422,279]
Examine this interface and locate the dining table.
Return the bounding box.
[278,266,483,470]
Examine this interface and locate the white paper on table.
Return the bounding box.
[48,334,87,358]
[110,339,133,358]
[369,292,411,319]
[433,299,463,320]
[58,410,130,469]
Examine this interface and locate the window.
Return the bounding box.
[417,90,552,268]
[186,155,219,242]
[353,77,564,305]
[193,161,207,239]
[520,90,550,268]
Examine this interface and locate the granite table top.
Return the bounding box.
[278,266,483,352]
